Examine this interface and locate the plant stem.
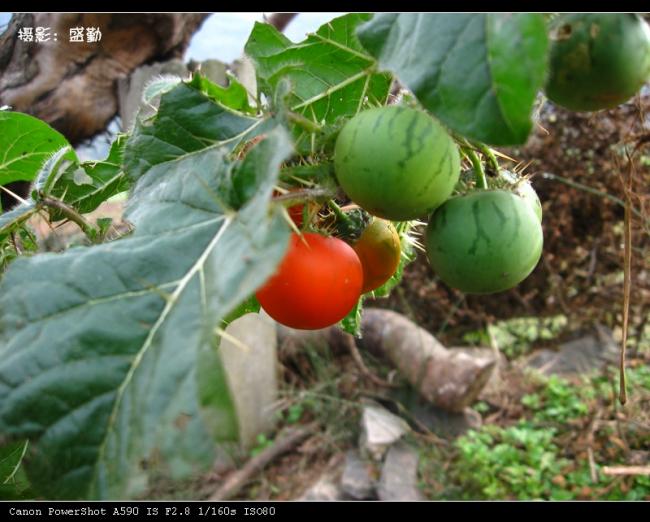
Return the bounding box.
[473,141,500,173]
[462,147,488,189]
[287,111,322,133]
[39,195,100,243]
[273,187,336,205]
[327,199,354,227]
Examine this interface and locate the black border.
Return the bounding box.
[1,499,648,519]
[2,7,649,516]
[4,4,650,13]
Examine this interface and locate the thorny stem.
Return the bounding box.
[9,232,21,255]
[39,195,100,243]
[462,146,488,189]
[327,199,354,227]
[473,141,500,173]
[287,111,322,134]
[273,187,336,205]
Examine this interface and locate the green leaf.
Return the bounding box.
[279,162,337,187]
[0,224,38,272]
[221,294,261,328]
[123,81,272,181]
[49,135,130,215]
[357,13,549,145]
[0,440,32,500]
[0,121,294,499]
[0,203,37,243]
[189,72,254,114]
[0,112,71,190]
[245,14,392,152]
[143,76,182,105]
[340,295,364,337]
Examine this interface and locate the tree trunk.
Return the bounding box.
[277,308,498,412]
[0,13,207,210]
[0,13,207,146]
[266,13,298,32]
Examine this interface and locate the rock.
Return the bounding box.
[523,324,619,376]
[410,403,482,438]
[359,403,410,460]
[117,59,190,130]
[219,312,278,449]
[387,386,482,438]
[377,442,424,501]
[340,450,376,500]
[299,476,342,501]
[118,58,235,133]
[190,59,228,85]
[232,56,258,104]
[523,349,559,373]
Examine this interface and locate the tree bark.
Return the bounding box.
[0,13,207,146]
[277,308,498,412]
[266,13,298,32]
[0,13,207,210]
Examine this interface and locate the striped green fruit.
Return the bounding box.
[425,190,543,294]
[334,106,460,221]
[455,169,543,222]
[545,13,650,112]
[499,170,542,222]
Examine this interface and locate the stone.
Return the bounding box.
[340,450,376,500]
[191,59,228,85]
[117,59,190,130]
[299,476,342,501]
[523,324,619,376]
[232,56,258,104]
[388,386,482,439]
[410,403,482,439]
[377,442,424,501]
[219,312,278,449]
[359,403,410,460]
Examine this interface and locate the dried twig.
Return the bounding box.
[341,333,398,389]
[587,447,598,483]
[618,147,635,405]
[583,407,601,483]
[602,466,650,476]
[208,423,317,501]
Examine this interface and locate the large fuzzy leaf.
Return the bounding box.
[49,135,130,215]
[357,13,549,145]
[0,78,294,497]
[245,13,392,152]
[0,202,37,243]
[123,82,270,181]
[0,440,32,499]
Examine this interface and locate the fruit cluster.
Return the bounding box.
[255,13,650,330]
[256,103,544,330]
